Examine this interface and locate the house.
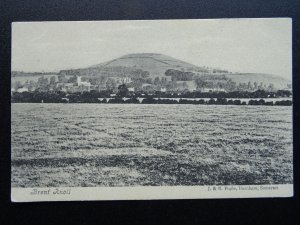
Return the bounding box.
[128,87,135,92]
[201,88,226,93]
[56,82,74,92]
[114,77,132,84]
[65,83,74,88]
[56,82,64,88]
[142,84,155,92]
[61,97,69,102]
[97,84,107,91]
[17,87,29,93]
[76,76,91,91]
[121,77,132,84]
[142,83,152,88]
[176,81,197,91]
[76,76,82,85]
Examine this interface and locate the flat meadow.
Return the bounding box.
[11,103,293,187]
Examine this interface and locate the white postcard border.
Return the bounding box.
[11,184,293,202]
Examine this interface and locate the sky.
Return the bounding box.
[12,18,292,79]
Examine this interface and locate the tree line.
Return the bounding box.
[11,89,292,106]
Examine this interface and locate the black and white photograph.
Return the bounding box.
[10,18,293,201]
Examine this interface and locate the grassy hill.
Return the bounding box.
[59,53,207,79]
[12,53,291,90]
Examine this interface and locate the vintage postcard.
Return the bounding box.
[11,18,293,202]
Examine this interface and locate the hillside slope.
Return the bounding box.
[89,53,202,77]
[226,73,291,89]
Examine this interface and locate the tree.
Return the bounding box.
[182,82,188,90]
[217,81,225,89]
[28,80,37,90]
[117,84,129,97]
[143,85,155,93]
[37,76,49,90]
[166,81,177,91]
[154,77,160,85]
[68,75,77,83]
[165,69,176,77]
[268,83,274,90]
[247,81,252,90]
[132,78,143,90]
[145,78,153,84]
[106,78,116,91]
[13,81,22,90]
[141,71,150,78]
[161,77,167,85]
[254,82,258,89]
[58,74,67,83]
[165,69,194,81]
[226,79,236,91]
[50,76,56,85]
[195,78,206,89]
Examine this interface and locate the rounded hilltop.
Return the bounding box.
[116,53,197,66]
[119,53,166,58]
[93,53,199,76]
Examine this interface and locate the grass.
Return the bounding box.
[11,103,293,187]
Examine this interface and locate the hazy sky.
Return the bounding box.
[12,18,292,79]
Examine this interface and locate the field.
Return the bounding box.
[11,103,293,187]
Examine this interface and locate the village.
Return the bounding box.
[11,72,292,106]
[11,71,289,96]
[11,74,128,93]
